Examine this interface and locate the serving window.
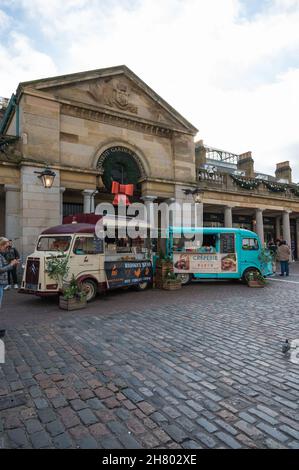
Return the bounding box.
[105,236,145,254]
[242,238,259,251]
[173,234,217,253]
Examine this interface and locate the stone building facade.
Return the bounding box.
[0,66,198,257]
[0,65,299,259]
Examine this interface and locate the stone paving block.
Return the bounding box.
[256,422,289,443]
[196,417,218,433]
[78,409,98,426]
[7,428,29,448]
[25,419,43,435]
[215,431,242,449]
[30,430,52,449]
[46,419,65,437]
[37,408,57,424]
[161,423,188,443]
[70,399,88,411]
[194,431,217,448]
[53,432,74,449]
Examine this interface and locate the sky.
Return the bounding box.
[0,0,299,180]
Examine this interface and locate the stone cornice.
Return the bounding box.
[201,186,299,206]
[17,160,101,175]
[60,102,178,138]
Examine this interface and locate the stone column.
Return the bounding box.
[224,206,233,228]
[282,210,292,248]
[82,189,98,214]
[275,215,281,240]
[255,208,264,246]
[60,187,65,223]
[4,184,20,251]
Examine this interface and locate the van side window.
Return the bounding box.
[73,236,103,255]
[242,238,259,250]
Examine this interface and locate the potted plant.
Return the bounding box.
[45,254,87,310]
[59,275,87,311]
[246,270,266,288]
[45,252,69,289]
[162,269,182,291]
[155,252,173,288]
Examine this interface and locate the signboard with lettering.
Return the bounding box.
[173,253,237,274]
[105,260,152,288]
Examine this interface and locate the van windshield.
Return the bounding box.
[37,236,71,252]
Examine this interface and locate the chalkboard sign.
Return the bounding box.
[220,233,235,253]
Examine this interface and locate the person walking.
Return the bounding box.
[3,239,20,290]
[277,240,291,277]
[0,237,19,338]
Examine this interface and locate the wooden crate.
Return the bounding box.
[59,296,87,311]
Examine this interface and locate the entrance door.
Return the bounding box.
[68,235,104,282]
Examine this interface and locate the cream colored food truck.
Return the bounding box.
[20,216,153,301]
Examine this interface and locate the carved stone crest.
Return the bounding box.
[89,79,138,114]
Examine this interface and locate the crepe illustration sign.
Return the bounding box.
[173,253,237,274]
[105,260,152,288]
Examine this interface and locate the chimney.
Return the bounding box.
[275,161,292,183]
[195,140,207,168]
[237,151,254,177]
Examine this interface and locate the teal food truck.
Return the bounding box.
[166,227,273,285]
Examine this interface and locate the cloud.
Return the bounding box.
[0,0,298,180]
[0,31,57,96]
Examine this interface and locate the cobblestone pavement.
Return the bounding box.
[1,265,299,449]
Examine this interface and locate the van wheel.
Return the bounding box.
[81,279,97,302]
[176,273,192,285]
[242,268,260,283]
[135,281,148,291]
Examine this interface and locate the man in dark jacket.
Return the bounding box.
[0,237,19,338]
[4,239,20,289]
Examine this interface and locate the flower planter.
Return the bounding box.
[247,280,265,288]
[155,260,173,289]
[162,280,182,291]
[59,296,87,311]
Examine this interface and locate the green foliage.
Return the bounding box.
[165,269,177,281]
[246,270,266,284]
[263,181,287,193]
[258,248,273,264]
[45,253,69,287]
[62,275,87,301]
[231,175,260,190]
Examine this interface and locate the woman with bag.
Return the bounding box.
[0,237,19,338]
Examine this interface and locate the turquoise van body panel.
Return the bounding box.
[166,227,273,279]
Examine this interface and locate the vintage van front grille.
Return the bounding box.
[25,258,40,290]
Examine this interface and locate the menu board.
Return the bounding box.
[220,233,235,253]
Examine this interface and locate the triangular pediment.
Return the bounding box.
[17,66,198,134]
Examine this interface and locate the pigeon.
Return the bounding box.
[282,339,291,354]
